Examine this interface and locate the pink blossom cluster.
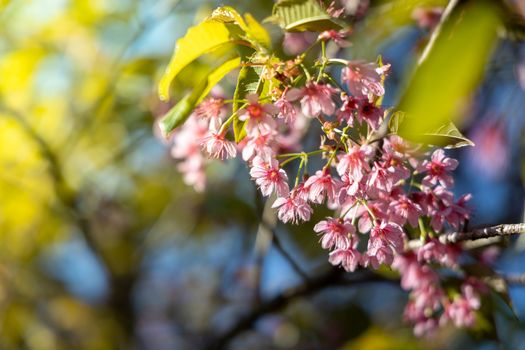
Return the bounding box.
[161,29,481,335]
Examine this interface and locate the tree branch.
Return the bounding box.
[407,223,525,249]
[440,223,525,244]
[206,268,391,350]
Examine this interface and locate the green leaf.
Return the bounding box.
[210,7,271,50]
[196,57,241,104]
[158,20,238,101]
[232,64,266,142]
[159,93,195,134]
[245,13,272,49]
[396,0,501,147]
[160,57,241,134]
[420,122,475,148]
[267,0,343,32]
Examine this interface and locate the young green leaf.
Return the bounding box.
[232,63,267,142]
[160,57,241,135]
[396,0,501,145]
[267,0,343,32]
[158,20,238,101]
[210,7,271,50]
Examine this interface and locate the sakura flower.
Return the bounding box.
[314,217,355,250]
[442,283,480,328]
[171,114,209,191]
[241,132,275,161]
[200,132,237,160]
[417,239,460,268]
[287,82,337,117]
[318,29,351,47]
[367,162,396,193]
[272,196,312,224]
[238,93,278,136]
[337,94,359,125]
[194,97,225,131]
[329,244,362,272]
[357,99,383,130]
[446,193,472,230]
[421,149,458,187]
[342,61,387,97]
[249,156,289,197]
[275,94,297,124]
[366,221,406,269]
[304,169,339,204]
[393,253,438,290]
[369,221,405,254]
[336,144,373,180]
[365,241,395,268]
[353,201,387,233]
[389,194,422,227]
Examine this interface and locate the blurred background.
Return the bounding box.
[0,0,524,349]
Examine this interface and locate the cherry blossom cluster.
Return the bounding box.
[161,29,483,335]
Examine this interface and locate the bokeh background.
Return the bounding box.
[0,0,524,349]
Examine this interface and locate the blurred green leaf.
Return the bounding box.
[419,122,474,148]
[211,7,272,50]
[266,0,343,32]
[396,0,501,146]
[160,57,241,134]
[232,63,266,142]
[158,20,239,101]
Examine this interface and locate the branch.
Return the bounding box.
[440,223,525,244]
[407,223,525,249]
[503,274,525,285]
[206,269,391,350]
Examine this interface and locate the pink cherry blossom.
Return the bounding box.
[357,99,383,130]
[238,93,278,136]
[393,253,438,290]
[287,82,337,117]
[314,217,355,250]
[249,156,289,197]
[367,162,396,193]
[329,244,362,272]
[336,144,373,180]
[318,29,351,47]
[170,114,209,191]
[194,97,225,131]
[241,132,275,161]
[304,169,339,204]
[337,94,359,125]
[272,196,312,224]
[200,132,237,160]
[275,94,297,124]
[342,61,387,97]
[369,221,405,253]
[442,283,480,328]
[389,194,422,227]
[417,238,460,268]
[421,149,458,187]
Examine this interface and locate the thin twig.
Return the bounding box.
[261,221,310,282]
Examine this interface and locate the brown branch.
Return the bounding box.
[206,269,392,350]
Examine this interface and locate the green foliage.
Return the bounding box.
[160,57,241,134]
[266,0,343,32]
[158,6,273,135]
[158,20,236,101]
[396,0,501,147]
[232,63,267,142]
